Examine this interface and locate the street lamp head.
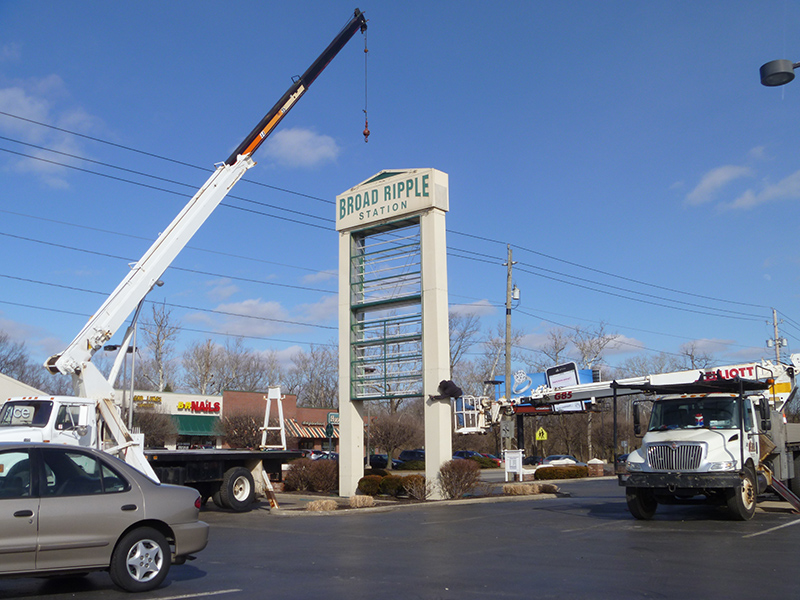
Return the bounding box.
[760,59,798,87]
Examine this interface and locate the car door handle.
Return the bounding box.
[14,510,34,518]
[121,504,138,511]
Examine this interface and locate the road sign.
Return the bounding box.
[536,427,548,441]
[327,412,339,425]
[325,423,334,438]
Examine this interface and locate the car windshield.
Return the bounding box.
[648,397,746,431]
[0,401,53,427]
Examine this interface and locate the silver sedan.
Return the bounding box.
[0,442,208,592]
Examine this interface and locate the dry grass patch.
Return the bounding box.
[503,482,560,496]
[348,495,376,508]
[305,499,339,512]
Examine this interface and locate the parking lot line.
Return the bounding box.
[742,518,800,538]
[152,589,242,600]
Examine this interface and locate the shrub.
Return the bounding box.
[396,460,425,471]
[349,495,375,508]
[470,456,497,469]
[284,458,339,493]
[358,475,384,496]
[438,459,481,499]
[533,465,588,480]
[283,458,314,491]
[367,468,389,478]
[403,474,430,501]
[305,499,338,512]
[379,475,405,497]
[308,459,338,493]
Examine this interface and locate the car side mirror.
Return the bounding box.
[633,403,642,437]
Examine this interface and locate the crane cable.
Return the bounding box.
[363,23,370,142]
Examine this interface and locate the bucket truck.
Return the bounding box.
[0,9,367,509]
[453,355,800,520]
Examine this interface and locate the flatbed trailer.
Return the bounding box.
[146,448,301,511]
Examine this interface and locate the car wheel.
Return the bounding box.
[626,487,658,520]
[726,466,757,521]
[219,466,255,512]
[109,527,170,592]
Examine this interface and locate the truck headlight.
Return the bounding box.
[626,460,642,472]
[708,461,736,472]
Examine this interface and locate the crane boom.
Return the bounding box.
[44,8,368,402]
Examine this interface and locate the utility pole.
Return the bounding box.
[768,308,787,363]
[503,245,516,450]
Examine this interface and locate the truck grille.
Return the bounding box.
[646,443,703,470]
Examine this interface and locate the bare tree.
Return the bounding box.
[213,338,281,392]
[287,343,338,408]
[677,341,715,370]
[369,410,423,470]
[0,331,72,395]
[182,338,220,394]
[139,303,181,392]
[531,328,571,371]
[449,311,481,373]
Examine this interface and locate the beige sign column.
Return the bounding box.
[338,231,364,497]
[336,168,451,499]
[420,207,451,499]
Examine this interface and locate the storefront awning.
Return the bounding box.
[285,418,338,439]
[172,414,219,436]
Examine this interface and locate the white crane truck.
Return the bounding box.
[0,9,368,511]
[454,355,800,520]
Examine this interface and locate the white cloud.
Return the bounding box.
[205,278,240,302]
[213,298,292,337]
[302,269,336,284]
[297,295,338,323]
[449,299,495,317]
[0,43,21,62]
[261,127,340,168]
[685,165,753,206]
[723,170,800,210]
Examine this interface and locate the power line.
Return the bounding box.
[0,273,336,331]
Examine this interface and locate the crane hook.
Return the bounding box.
[363,112,370,143]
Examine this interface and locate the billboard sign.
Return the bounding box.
[336,168,448,232]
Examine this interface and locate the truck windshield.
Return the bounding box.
[0,401,54,427]
[648,397,746,431]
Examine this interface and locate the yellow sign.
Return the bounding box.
[536,427,548,441]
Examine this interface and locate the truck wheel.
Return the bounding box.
[219,467,255,512]
[212,490,226,509]
[626,487,658,520]
[726,466,757,521]
[109,527,170,592]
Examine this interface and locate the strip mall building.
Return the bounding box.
[128,389,339,451]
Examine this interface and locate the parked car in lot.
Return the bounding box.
[541,454,587,467]
[453,450,483,460]
[0,442,208,592]
[523,455,544,466]
[365,454,401,469]
[396,449,425,466]
[481,453,502,467]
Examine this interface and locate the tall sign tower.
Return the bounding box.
[336,169,451,498]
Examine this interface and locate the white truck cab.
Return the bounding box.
[0,397,96,446]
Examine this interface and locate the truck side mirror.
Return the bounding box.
[633,403,641,437]
[77,405,89,437]
[758,400,772,431]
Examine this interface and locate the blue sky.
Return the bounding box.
[1,1,800,379]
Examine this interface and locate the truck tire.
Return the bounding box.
[626,487,657,520]
[109,526,170,592]
[726,466,756,521]
[219,466,255,512]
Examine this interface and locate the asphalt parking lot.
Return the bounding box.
[2,477,799,600]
